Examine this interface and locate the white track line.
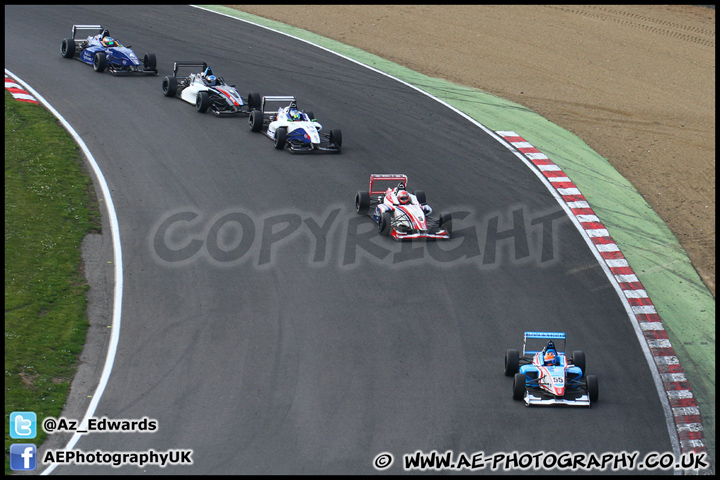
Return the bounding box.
[5,68,125,476]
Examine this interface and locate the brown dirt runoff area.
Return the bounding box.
[230,5,715,296]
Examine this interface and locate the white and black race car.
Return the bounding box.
[248,96,342,153]
[162,62,260,115]
[355,174,452,241]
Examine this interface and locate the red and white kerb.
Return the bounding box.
[496,130,709,463]
[5,75,38,104]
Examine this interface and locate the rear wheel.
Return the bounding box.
[329,128,342,148]
[355,191,370,214]
[504,349,520,376]
[196,91,210,113]
[414,190,426,205]
[143,53,157,71]
[274,127,287,150]
[248,92,261,110]
[305,111,315,121]
[586,375,599,402]
[513,373,526,401]
[61,38,75,58]
[162,76,177,97]
[93,52,106,72]
[572,351,586,374]
[379,211,392,236]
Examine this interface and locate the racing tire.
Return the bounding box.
[93,52,107,73]
[61,38,75,58]
[572,351,586,374]
[439,212,453,236]
[329,128,342,148]
[162,76,178,97]
[379,211,392,236]
[513,373,526,401]
[305,111,315,121]
[249,109,264,132]
[248,92,261,111]
[414,190,427,205]
[143,53,157,71]
[355,191,371,215]
[274,127,287,150]
[504,349,520,376]
[586,375,599,403]
[196,91,210,113]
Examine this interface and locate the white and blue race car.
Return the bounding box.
[162,62,261,116]
[504,332,599,406]
[248,96,341,153]
[60,25,157,75]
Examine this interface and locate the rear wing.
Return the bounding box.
[369,174,408,195]
[172,61,208,77]
[260,95,297,114]
[72,25,104,40]
[523,331,566,355]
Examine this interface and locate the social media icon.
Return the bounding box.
[10,411,37,439]
[10,444,37,471]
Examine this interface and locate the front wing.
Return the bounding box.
[390,229,451,241]
[523,389,591,407]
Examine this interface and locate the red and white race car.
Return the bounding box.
[355,174,452,241]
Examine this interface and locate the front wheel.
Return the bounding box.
[439,212,452,235]
[196,91,210,113]
[249,109,264,132]
[93,52,107,72]
[143,53,157,71]
[513,372,526,401]
[355,191,370,214]
[274,127,287,150]
[61,38,75,58]
[329,128,342,148]
[586,375,599,403]
[379,211,392,236]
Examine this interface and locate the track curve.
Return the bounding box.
[5,5,674,474]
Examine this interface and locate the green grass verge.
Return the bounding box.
[5,89,101,474]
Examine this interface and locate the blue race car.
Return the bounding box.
[61,25,157,75]
[504,332,598,406]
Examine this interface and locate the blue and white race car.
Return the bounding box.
[60,25,157,75]
[504,332,598,406]
[248,96,342,153]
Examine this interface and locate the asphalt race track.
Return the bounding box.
[5,5,674,474]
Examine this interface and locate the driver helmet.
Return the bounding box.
[102,36,117,47]
[289,108,302,121]
[544,350,556,365]
[397,190,411,205]
[207,75,217,86]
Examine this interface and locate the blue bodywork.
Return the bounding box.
[286,128,312,146]
[80,44,141,69]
